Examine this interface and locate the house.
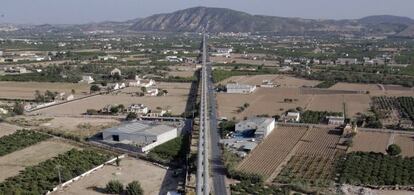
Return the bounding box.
[98,55,117,61]
[145,88,159,96]
[327,116,345,126]
[127,76,156,88]
[66,94,74,101]
[79,76,94,84]
[110,68,122,76]
[283,112,300,122]
[126,104,149,115]
[211,48,233,57]
[336,58,358,65]
[235,117,276,140]
[0,108,8,115]
[102,122,178,153]
[226,83,256,94]
[146,110,167,117]
[101,104,113,114]
[165,56,182,62]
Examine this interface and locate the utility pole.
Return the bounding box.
[56,165,62,185]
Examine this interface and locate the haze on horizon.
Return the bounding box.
[1,0,414,24]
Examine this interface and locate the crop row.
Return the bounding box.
[0,130,51,157]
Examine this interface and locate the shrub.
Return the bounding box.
[126,181,143,195]
[386,144,402,156]
[105,180,124,194]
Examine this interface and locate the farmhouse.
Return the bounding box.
[110,68,122,76]
[102,122,178,153]
[127,104,149,115]
[236,117,275,139]
[79,76,94,84]
[226,83,256,94]
[283,112,300,122]
[145,88,159,96]
[327,116,345,126]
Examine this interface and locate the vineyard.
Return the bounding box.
[0,149,111,194]
[275,151,343,186]
[0,130,51,157]
[338,152,414,186]
[237,125,309,178]
[300,110,343,124]
[372,96,414,128]
[296,127,341,156]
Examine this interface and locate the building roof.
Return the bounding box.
[237,117,274,128]
[104,122,175,136]
[226,83,254,89]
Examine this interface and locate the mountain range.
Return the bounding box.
[3,7,414,37]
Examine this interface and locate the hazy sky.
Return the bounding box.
[1,0,414,24]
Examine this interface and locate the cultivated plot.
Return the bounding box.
[54,157,177,195]
[0,138,77,182]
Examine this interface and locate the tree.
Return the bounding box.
[105,180,123,194]
[140,87,147,93]
[126,112,138,121]
[387,144,402,156]
[13,102,25,115]
[118,104,125,112]
[115,157,121,167]
[126,181,143,195]
[71,89,76,94]
[90,85,100,93]
[110,106,119,114]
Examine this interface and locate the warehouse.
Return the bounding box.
[235,117,275,139]
[226,83,256,94]
[102,122,178,153]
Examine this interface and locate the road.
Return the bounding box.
[196,33,227,195]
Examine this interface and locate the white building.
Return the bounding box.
[146,110,167,117]
[127,104,149,115]
[211,48,233,57]
[98,55,117,61]
[165,56,182,62]
[102,122,178,153]
[284,112,300,122]
[226,83,256,94]
[327,116,345,126]
[235,117,275,139]
[145,88,159,96]
[110,68,122,76]
[336,58,358,65]
[79,76,94,84]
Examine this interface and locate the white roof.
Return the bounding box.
[104,122,175,136]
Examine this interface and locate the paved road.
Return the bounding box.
[206,63,228,195]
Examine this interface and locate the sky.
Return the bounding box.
[1,0,414,24]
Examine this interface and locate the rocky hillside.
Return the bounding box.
[130,7,414,36]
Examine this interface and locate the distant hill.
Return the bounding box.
[129,7,414,36]
[3,7,414,37]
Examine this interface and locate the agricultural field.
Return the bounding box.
[331,83,414,96]
[371,96,414,128]
[338,152,414,186]
[392,134,414,157]
[348,131,391,154]
[54,157,177,195]
[275,151,343,185]
[217,88,312,120]
[237,125,309,178]
[295,126,341,156]
[33,82,191,116]
[0,122,20,137]
[211,54,280,66]
[0,138,77,182]
[0,81,90,100]
[219,74,320,88]
[0,149,110,194]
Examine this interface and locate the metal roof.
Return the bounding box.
[104,122,176,136]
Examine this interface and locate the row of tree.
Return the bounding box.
[0,130,50,157]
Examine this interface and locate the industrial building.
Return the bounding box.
[235,117,275,139]
[102,122,178,153]
[226,83,256,94]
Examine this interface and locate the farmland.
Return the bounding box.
[338,152,414,186]
[237,125,344,184]
[219,74,320,88]
[0,138,77,182]
[54,157,177,195]
[0,123,20,137]
[0,149,110,194]
[348,131,391,154]
[237,125,309,178]
[394,135,414,157]
[0,130,51,156]
[33,82,191,116]
[372,96,414,128]
[0,81,90,100]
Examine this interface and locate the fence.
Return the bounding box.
[45,154,126,195]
